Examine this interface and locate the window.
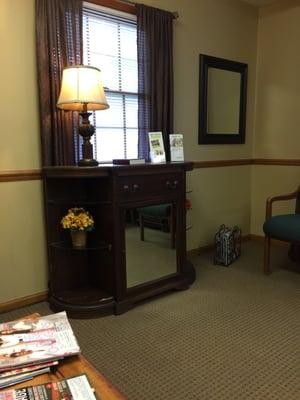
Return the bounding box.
[83,4,138,162]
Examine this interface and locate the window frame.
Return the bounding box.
[83,0,138,162]
[87,0,136,16]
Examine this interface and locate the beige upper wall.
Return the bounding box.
[254,0,300,158]
[138,0,258,161]
[0,0,41,170]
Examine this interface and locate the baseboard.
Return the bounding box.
[0,291,48,314]
[249,234,289,247]
[248,234,265,243]
[187,234,252,259]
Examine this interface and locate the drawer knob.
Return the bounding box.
[166,180,178,189]
[132,184,140,192]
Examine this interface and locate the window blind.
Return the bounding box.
[83,5,138,161]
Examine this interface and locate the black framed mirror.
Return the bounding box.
[198,54,248,144]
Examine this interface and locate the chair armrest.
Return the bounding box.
[265,186,300,219]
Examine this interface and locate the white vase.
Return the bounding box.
[70,230,87,248]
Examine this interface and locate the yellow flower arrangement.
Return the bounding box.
[61,208,94,232]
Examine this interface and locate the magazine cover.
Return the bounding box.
[0,361,58,379]
[148,132,166,163]
[169,134,184,162]
[0,312,80,371]
[0,374,97,400]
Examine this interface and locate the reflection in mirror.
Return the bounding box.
[198,54,247,144]
[207,68,241,134]
[125,204,177,289]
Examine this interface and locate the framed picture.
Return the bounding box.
[198,54,248,144]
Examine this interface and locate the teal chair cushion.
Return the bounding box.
[263,214,300,242]
[138,204,171,217]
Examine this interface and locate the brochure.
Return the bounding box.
[148,132,166,163]
[169,134,184,162]
[112,158,146,165]
[0,374,97,400]
[0,312,80,371]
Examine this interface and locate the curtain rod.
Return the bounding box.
[119,0,179,19]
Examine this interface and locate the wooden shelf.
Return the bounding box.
[47,199,111,206]
[50,241,111,251]
[49,287,115,317]
[54,287,113,306]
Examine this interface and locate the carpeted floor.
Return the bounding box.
[1,241,299,400]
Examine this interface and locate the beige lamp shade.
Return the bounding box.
[57,65,109,111]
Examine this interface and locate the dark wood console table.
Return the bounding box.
[43,162,195,317]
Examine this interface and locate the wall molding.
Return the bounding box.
[0,291,48,314]
[249,234,289,247]
[187,234,289,259]
[193,158,300,169]
[252,158,300,166]
[193,159,252,168]
[0,169,42,182]
[0,159,299,183]
[187,234,252,258]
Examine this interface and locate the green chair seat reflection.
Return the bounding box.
[137,204,175,248]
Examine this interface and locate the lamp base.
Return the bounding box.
[78,111,98,167]
[78,158,99,167]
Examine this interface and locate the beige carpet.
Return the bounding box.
[1,241,299,400]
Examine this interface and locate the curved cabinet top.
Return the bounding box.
[43,162,193,178]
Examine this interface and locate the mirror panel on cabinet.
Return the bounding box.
[124,203,177,289]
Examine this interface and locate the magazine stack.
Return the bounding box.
[0,312,80,389]
[0,373,97,400]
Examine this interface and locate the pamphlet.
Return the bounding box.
[148,132,166,163]
[0,312,80,371]
[0,374,97,400]
[169,134,184,162]
[112,158,146,165]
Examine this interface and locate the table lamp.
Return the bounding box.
[57,65,109,166]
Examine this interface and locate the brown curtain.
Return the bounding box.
[36,0,82,166]
[137,4,174,161]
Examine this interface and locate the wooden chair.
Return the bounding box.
[138,204,175,248]
[263,185,300,274]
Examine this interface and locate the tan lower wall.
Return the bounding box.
[187,165,251,250]
[0,181,48,303]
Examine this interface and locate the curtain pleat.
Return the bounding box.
[137,4,174,161]
[36,0,83,166]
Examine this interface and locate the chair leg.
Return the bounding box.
[140,215,145,241]
[264,236,271,275]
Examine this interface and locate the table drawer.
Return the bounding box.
[117,173,183,201]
